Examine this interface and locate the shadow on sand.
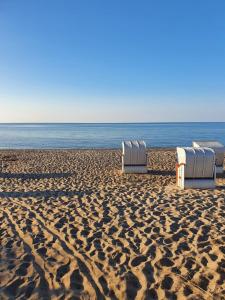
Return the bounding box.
[0,172,73,180]
[148,169,176,176]
[0,189,95,198]
[216,173,225,179]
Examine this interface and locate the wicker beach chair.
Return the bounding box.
[122,140,147,174]
[176,147,216,189]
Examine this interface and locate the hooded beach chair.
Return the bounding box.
[176,147,216,189]
[192,141,224,174]
[122,140,147,174]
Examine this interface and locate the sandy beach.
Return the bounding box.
[0,149,224,300]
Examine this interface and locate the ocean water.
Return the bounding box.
[0,123,224,149]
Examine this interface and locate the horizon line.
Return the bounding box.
[0,121,225,124]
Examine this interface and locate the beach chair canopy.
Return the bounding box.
[177,147,215,178]
[122,140,147,166]
[192,141,224,166]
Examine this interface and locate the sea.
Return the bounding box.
[0,123,224,149]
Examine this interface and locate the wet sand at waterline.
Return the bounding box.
[0,149,224,300]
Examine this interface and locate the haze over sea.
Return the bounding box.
[0,123,224,149]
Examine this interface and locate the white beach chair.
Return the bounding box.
[176,147,216,189]
[192,141,224,174]
[122,140,147,174]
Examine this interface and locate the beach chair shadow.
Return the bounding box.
[0,172,73,180]
[216,172,225,179]
[147,170,176,176]
[0,189,93,198]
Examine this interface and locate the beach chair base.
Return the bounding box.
[122,165,147,174]
[176,163,216,189]
[216,166,224,174]
[180,179,216,190]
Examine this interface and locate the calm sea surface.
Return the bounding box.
[0,123,224,149]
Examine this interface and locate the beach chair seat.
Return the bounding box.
[176,147,216,189]
[192,141,224,174]
[122,140,147,173]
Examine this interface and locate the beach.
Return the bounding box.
[0,149,224,300]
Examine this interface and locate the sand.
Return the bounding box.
[0,149,224,300]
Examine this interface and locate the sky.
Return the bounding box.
[0,0,225,122]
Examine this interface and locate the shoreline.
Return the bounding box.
[0,147,176,151]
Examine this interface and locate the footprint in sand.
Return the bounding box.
[125,271,141,300]
[70,268,84,292]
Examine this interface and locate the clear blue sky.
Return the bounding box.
[0,0,225,122]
